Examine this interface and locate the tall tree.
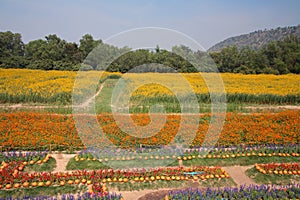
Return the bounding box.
[0,31,26,68]
[79,34,102,58]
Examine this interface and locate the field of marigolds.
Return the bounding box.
[0,68,299,199]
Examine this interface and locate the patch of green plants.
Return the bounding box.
[25,157,56,172]
[66,157,109,170]
[201,177,236,187]
[107,178,235,192]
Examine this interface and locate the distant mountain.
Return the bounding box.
[208,25,300,52]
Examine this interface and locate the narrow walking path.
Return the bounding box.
[223,165,257,186]
[78,83,104,108]
[50,153,76,172]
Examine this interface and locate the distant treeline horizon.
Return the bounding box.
[0,31,299,74]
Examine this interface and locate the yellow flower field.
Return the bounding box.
[121,73,300,97]
[0,69,299,104]
[0,69,115,104]
[0,69,76,98]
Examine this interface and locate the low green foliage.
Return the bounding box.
[107,178,235,192]
[201,177,236,187]
[66,157,109,170]
[24,157,56,172]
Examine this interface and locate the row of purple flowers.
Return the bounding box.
[166,184,300,199]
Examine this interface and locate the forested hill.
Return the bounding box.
[208,25,300,52]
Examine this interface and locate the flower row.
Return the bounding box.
[74,143,300,163]
[75,151,300,164]
[0,151,49,163]
[0,165,229,189]
[1,154,51,168]
[0,155,52,185]
[181,151,300,160]
[165,184,300,199]
[1,110,299,150]
[255,163,300,175]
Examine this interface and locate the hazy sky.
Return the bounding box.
[1,0,300,49]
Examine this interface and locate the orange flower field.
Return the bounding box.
[0,110,299,150]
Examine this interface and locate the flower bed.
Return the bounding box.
[0,151,49,163]
[73,144,300,165]
[165,184,300,199]
[0,154,53,189]
[0,110,299,150]
[255,163,300,175]
[0,165,229,190]
[0,152,55,173]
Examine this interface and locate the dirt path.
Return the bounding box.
[50,153,77,172]
[78,84,104,108]
[244,105,300,110]
[223,165,257,186]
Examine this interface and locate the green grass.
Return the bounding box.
[169,156,300,167]
[24,157,56,172]
[108,180,186,191]
[201,177,236,187]
[95,79,116,113]
[66,156,183,170]
[246,167,300,185]
[66,157,109,170]
[106,178,235,192]
[0,185,87,198]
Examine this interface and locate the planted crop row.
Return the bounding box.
[0,110,299,150]
[0,164,228,189]
[75,144,300,163]
[255,163,300,175]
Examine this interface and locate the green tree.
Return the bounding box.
[79,34,102,58]
[64,42,82,62]
[214,46,240,72]
[0,31,26,68]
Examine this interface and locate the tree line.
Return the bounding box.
[0,31,299,74]
[210,34,300,74]
[0,31,101,70]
